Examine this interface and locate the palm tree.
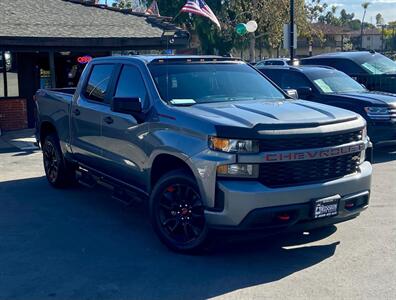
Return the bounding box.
[360,1,371,49]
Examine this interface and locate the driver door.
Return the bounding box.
[99,64,151,190]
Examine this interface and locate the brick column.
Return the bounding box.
[0,98,28,131]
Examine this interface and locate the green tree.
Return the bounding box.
[360,1,371,48]
[376,13,384,27]
[340,9,355,26]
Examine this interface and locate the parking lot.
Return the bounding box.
[0,132,395,300]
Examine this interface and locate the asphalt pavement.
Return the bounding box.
[0,135,395,300]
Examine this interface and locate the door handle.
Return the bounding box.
[73,109,81,116]
[103,116,114,125]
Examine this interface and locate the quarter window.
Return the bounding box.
[85,64,114,102]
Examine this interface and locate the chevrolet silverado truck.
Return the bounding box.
[35,56,372,253]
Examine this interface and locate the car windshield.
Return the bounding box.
[307,69,366,94]
[357,53,396,75]
[148,62,285,105]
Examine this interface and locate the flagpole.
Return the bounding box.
[173,11,182,22]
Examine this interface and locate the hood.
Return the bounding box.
[334,91,396,106]
[175,99,358,129]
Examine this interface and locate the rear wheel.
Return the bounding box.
[42,134,75,188]
[150,170,209,253]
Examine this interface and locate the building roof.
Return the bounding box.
[0,0,189,50]
[311,23,351,36]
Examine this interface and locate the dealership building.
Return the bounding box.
[0,0,189,131]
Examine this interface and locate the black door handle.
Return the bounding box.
[73,109,80,116]
[104,116,114,124]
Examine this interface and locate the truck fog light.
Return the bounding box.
[217,164,259,178]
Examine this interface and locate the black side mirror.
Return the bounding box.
[111,97,142,114]
[296,87,313,98]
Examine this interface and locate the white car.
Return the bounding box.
[256,58,291,67]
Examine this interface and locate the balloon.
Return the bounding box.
[236,23,248,36]
[246,20,258,33]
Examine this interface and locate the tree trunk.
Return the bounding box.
[249,0,258,63]
[249,33,256,63]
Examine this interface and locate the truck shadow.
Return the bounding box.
[0,176,339,300]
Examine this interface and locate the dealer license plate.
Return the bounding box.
[313,195,340,219]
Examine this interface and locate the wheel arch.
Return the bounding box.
[149,153,197,193]
[40,121,58,146]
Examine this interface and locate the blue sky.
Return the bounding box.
[99,0,396,23]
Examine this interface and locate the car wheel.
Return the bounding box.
[42,134,75,188]
[150,170,209,253]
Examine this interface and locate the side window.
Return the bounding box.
[281,72,311,89]
[260,69,283,86]
[85,64,115,102]
[115,65,148,107]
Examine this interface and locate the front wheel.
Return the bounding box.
[149,170,209,253]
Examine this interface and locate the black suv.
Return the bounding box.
[258,65,396,145]
[301,51,396,94]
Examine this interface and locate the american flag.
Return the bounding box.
[180,0,221,29]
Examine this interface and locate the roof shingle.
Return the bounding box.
[0,0,188,48]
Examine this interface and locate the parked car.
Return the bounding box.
[256,58,291,67]
[301,51,396,93]
[258,65,396,145]
[35,56,372,253]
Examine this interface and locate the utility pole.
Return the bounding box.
[289,0,295,61]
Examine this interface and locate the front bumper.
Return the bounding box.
[205,161,372,228]
[368,122,396,145]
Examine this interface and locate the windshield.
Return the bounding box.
[148,63,285,104]
[358,53,396,75]
[307,69,366,94]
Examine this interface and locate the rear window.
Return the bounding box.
[85,64,115,102]
[264,60,286,66]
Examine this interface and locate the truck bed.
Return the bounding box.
[35,88,75,147]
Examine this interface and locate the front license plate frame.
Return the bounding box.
[312,195,340,219]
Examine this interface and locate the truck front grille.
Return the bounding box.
[258,153,360,188]
[259,130,362,151]
[390,107,396,120]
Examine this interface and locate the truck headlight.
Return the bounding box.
[217,164,259,178]
[209,137,259,153]
[364,107,390,120]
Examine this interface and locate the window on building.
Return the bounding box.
[1,51,19,98]
[115,65,148,108]
[85,64,115,102]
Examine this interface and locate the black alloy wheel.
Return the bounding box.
[150,170,209,253]
[43,139,59,184]
[42,134,74,188]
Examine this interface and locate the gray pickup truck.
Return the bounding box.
[35,56,372,252]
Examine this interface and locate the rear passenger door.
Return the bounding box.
[71,63,116,169]
[99,63,151,190]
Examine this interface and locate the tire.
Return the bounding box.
[42,133,75,188]
[149,170,209,254]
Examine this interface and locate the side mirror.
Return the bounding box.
[111,97,142,114]
[284,89,299,99]
[296,87,313,98]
